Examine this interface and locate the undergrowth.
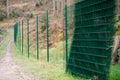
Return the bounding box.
[12,38,120,80]
[12,40,87,80]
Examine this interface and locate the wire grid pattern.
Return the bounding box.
[67,0,116,80]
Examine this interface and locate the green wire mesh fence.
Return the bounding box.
[13,0,117,80]
[67,0,116,80]
[14,10,66,63]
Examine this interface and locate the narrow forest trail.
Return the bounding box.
[0,38,36,80]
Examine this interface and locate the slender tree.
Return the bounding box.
[2,0,9,18]
[6,0,9,18]
[53,0,55,15]
[67,0,70,6]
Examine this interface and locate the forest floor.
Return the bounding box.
[0,38,37,80]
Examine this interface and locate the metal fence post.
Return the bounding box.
[65,5,68,72]
[22,20,24,55]
[27,19,30,58]
[14,22,18,46]
[18,21,21,51]
[46,10,49,62]
[16,22,19,48]
[17,22,19,49]
[14,24,15,44]
[36,16,39,60]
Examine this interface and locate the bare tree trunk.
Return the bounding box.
[61,1,63,15]
[57,0,59,15]
[112,36,120,64]
[67,0,70,6]
[53,0,56,15]
[6,0,9,18]
[61,0,68,15]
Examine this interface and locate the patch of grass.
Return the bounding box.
[0,34,2,39]
[0,30,12,60]
[109,64,120,80]
[12,38,120,80]
[12,40,87,80]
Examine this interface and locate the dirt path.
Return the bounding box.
[0,38,35,80]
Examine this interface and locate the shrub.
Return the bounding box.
[35,2,40,7]
[35,0,43,7]
[2,0,7,6]
[39,0,43,5]
[0,12,7,21]
[27,13,33,18]
[22,8,26,12]
[41,15,46,32]
[116,15,120,21]
[10,10,19,18]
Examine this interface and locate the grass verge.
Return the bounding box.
[12,41,87,80]
[0,34,2,39]
[0,30,13,60]
[12,38,120,80]
[109,64,120,80]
